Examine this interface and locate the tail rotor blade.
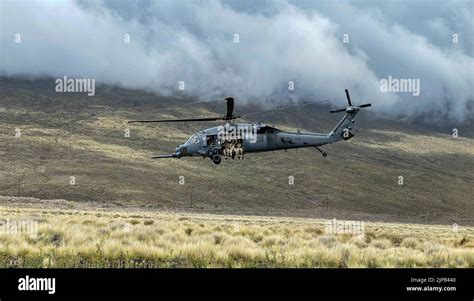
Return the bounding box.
[345,89,352,106]
[331,90,372,113]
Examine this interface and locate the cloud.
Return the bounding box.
[0,0,472,122]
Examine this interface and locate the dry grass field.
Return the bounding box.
[1,203,473,268]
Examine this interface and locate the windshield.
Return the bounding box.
[185,134,199,144]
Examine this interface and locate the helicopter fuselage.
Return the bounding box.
[130,89,370,164]
[174,109,358,164]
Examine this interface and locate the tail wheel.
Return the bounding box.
[212,154,222,165]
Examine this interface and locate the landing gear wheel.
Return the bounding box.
[212,154,222,165]
[315,146,327,157]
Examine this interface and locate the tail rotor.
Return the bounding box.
[330,89,371,114]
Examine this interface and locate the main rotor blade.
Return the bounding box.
[345,89,352,106]
[129,117,222,123]
[225,97,234,120]
[187,98,225,105]
[242,100,329,118]
[358,103,371,108]
[330,108,346,113]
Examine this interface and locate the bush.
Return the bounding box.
[143,220,154,226]
[318,235,339,248]
[401,237,419,249]
[371,239,392,249]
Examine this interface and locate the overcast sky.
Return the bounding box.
[0,0,473,122]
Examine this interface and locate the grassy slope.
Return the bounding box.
[0,77,473,227]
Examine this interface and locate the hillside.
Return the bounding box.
[0,77,473,225]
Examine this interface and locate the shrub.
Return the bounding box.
[318,235,339,248]
[371,239,392,249]
[184,227,193,236]
[401,237,419,249]
[144,220,154,226]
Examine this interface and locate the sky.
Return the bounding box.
[0,0,473,122]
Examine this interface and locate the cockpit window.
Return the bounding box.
[186,134,199,144]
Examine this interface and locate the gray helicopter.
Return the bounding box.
[128,89,371,164]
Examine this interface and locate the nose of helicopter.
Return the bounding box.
[175,143,188,158]
[174,146,181,157]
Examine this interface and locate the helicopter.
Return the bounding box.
[128,89,371,164]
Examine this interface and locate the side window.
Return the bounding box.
[257,127,267,134]
[206,135,217,145]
